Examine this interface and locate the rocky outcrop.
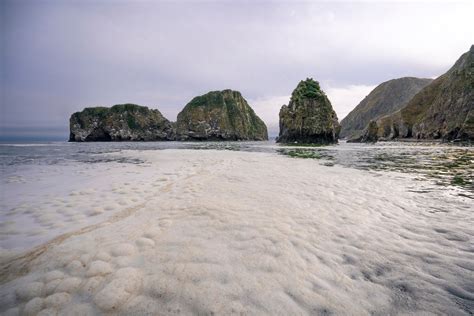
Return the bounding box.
[341,77,432,139]
[175,90,268,141]
[69,91,268,142]
[69,104,174,141]
[277,78,340,144]
[374,45,474,142]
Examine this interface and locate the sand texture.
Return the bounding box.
[0,150,473,315]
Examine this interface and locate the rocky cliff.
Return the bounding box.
[277,78,340,144]
[175,90,268,141]
[347,120,379,143]
[69,104,174,141]
[340,77,432,139]
[373,45,474,141]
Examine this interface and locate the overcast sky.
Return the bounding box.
[1,0,473,138]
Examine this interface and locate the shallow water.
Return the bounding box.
[2,140,472,194]
[277,141,474,196]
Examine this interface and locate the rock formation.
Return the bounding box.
[175,90,268,141]
[347,120,379,143]
[277,78,340,144]
[340,77,432,139]
[69,104,174,141]
[373,45,474,142]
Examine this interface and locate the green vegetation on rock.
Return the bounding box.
[176,90,268,141]
[69,104,173,141]
[290,79,324,103]
[278,78,340,144]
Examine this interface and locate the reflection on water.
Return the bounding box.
[1,140,472,196]
[277,142,473,196]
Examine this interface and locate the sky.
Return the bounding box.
[1,0,473,139]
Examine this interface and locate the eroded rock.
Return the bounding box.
[277,78,340,144]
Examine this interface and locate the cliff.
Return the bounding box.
[340,77,432,139]
[374,45,474,141]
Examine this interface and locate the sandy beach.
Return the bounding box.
[1,148,472,315]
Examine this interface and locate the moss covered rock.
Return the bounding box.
[69,104,174,141]
[277,78,340,144]
[175,90,268,141]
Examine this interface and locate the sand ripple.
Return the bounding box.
[0,150,472,315]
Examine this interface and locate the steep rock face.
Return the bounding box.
[375,45,474,141]
[69,104,174,141]
[277,78,340,144]
[340,77,432,139]
[175,90,268,141]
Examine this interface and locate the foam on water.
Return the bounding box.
[0,148,472,315]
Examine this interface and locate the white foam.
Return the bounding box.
[136,237,155,248]
[81,276,104,296]
[0,149,472,315]
[43,271,64,283]
[44,280,61,296]
[86,261,113,277]
[23,297,43,316]
[55,277,82,293]
[43,292,71,308]
[16,282,44,301]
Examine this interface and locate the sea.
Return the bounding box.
[1,140,472,196]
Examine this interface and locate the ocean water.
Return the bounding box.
[0,141,473,315]
[1,140,472,194]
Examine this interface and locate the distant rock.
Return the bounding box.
[341,77,432,139]
[69,104,174,141]
[175,90,268,141]
[375,45,474,142]
[277,78,340,144]
[347,120,378,143]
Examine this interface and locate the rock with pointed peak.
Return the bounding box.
[277,78,340,144]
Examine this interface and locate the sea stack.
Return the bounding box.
[69,104,174,141]
[277,78,340,144]
[175,90,268,141]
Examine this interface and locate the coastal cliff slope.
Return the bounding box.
[340,77,432,139]
[367,45,474,142]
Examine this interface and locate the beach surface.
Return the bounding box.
[0,148,473,315]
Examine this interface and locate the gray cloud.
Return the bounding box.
[1,0,473,138]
